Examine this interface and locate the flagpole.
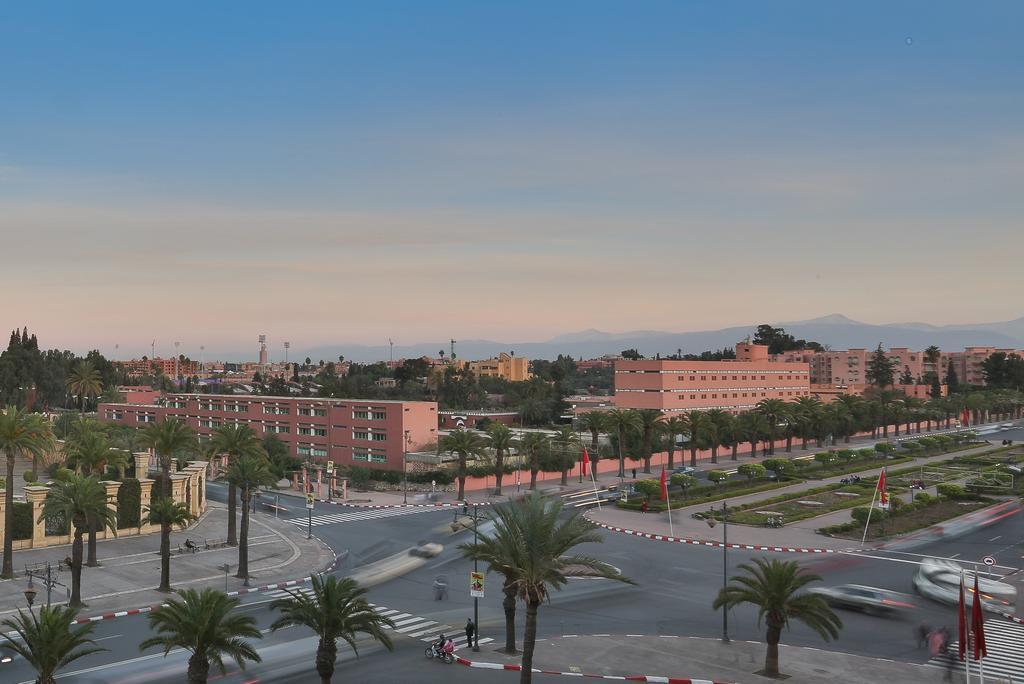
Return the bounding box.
[584,448,602,510]
[860,486,878,546]
[665,484,674,537]
[960,569,970,684]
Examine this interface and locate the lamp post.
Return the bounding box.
[23,577,37,610]
[704,501,730,643]
[472,502,480,651]
[404,430,411,505]
[25,562,66,609]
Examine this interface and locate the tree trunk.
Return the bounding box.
[520,599,541,684]
[187,651,210,684]
[642,434,652,474]
[666,445,675,471]
[748,440,757,458]
[617,428,626,478]
[87,514,99,567]
[731,444,738,460]
[763,624,782,677]
[70,528,85,608]
[158,522,171,592]
[457,453,467,500]
[560,466,568,486]
[494,449,504,495]
[2,452,15,578]
[31,455,38,482]
[236,490,250,579]
[316,637,337,684]
[502,578,518,653]
[689,446,697,469]
[801,436,808,450]
[227,481,238,547]
[710,446,718,464]
[844,434,851,444]
[162,457,173,498]
[785,436,793,453]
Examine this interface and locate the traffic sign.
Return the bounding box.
[306,493,315,509]
[470,571,485,598]
[983,556,996,567]
[326,460,334,474]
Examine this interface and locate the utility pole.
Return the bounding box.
[473,503,480,651]
[389,338,394,365]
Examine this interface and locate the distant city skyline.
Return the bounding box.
[2,3,1022,351]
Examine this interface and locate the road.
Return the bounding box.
[4,437,1021,683]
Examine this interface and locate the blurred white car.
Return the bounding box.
[913,559,1017,610]
[807,584,915,615]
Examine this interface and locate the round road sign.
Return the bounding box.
[982,556,996,566]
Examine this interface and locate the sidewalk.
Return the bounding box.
[0,501,336,617]
[469,634,938,683]
[587,441,1003,551]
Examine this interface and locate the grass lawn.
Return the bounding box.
[826,499,991,541]
[727,485,876,526]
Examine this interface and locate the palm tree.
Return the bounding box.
[703,409,729,464]
[146,496,195,592]
[0,406,56,579]
[714,412,740,460]
[269,575,394,684]
[684,411,714,466]
[473,493,632,683]
[550,426,580,486]
[0,605,105,684]
[40,474,118,607]
[226,455,276,579]
[519,432,549,490]
[635,409,664,474]
[458,509,523,654]
[661,416,687,470]
[903,396,926,434]
[755,399,787,455]
[139,418,198,499]
[832,395,863,443]
[713,558,841,677]
[737,411,767,458]
[873,390,902,437]
[576,411,607,479]
[439,429,488,500]
[487,423,515,495]
[140,588,262,684]
[604,409,641,478]
[62,427,119,566]
[205,424,264,547]
[66,361,103,413]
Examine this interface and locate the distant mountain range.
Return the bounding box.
[297,314,1024,363]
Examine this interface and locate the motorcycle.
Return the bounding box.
[425,641,455,664]
[766,515,784,528]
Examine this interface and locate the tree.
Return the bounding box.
[929,373,943,399]
[738,411,768,458]
[636,409,664,474]
[661,416,687,470]
[40,474,118,607]
[604,409,641,478]
[755,399,787,455]
[576,411,608,478]
[270,575,394,684]
[898,366,914,385]
[487,423,515,495]
[139,418,198,498]
[205,424,263,547]
[61,426,120,566]
[141,588,261,684]
[66,361,103,412]
[737,463,767,481]
[439,429,488,500]
[0,406,56,578]
[467,493,632,683]
[620,348,642,360]
[713,558,841,677]
[549,426,580,486]
[145,496,195,592]
[226,455,276,580]
[703,409,730,464]
[0,605,105,684]
[865,344,898,389]
[670,472,697,497]
[751,325,821,354]
[945,360,960,394]
[519,432,549,490]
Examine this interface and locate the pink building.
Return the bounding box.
[98,394,438,471]
[942,347,1024,387]
[614,343,811,414]
[438,410,518,429]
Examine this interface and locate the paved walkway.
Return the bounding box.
[586,441,1004,550]
[0,501,335,617]
[468,634,939,683]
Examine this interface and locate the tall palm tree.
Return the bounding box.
[832,394,863,443]
[604,409,641,478]
[791,397,822,450]
[40,474,118,607]
[550,426,580,486]
[145,496,195,592]
[737,411,767,458]
[635,409,664,474]
[714,412,740,460]
[439,429,488,500]
[755,399,787,455]
[205,424,264,547]
[227,455,276,580]
[269,575,394,684]
[486,423,515,495]
[519,432,549,490]
[0,406,56,579]
[458,508,524,654]
[703,409,729,464]
[66,361,103,413]
[0,605,105,684]
[903,396,926,434]
[576,411,607,479]
[684,411,715,466]
[62,428,119,566]
[873,390,902,438]
[139,418,198,499]
[661,416,687,470]
[713,558,841,677]
[140,588,262,684]
[474,493,632,683]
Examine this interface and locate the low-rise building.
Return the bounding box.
[465,352,532,382]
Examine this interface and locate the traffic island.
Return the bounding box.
[458,635,937,683]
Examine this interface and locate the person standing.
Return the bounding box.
[465,618,476,649]
[641,499,649,514]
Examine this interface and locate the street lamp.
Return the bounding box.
[23,578,37,609]
[403,430,411,505]
[704,501,730,643]
[472,502,480,651]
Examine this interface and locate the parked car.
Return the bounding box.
[671,466,697,475]
[807,584,915,616]
[913,559,1017,610]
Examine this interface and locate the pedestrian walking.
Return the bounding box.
[641,499,649,514]
[916,621,930,648]
[465,618,475,648]
[631,468,637,479]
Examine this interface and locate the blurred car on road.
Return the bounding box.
[913,559,1017,610]
[807,584,915,615]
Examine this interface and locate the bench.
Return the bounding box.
[204,538,228,551]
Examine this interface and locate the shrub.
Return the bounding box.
[901,441,921,453]
[349,466,371,489]
[835,449,856,463]
[762,459,791,478]
[117,478,142,529]
[12,501,33,540]
[888,496,906,514]
[54,467,74,482]
[22,472,37,483]
[813,452,835,466]
[856,448,876,459]
[936,483,968,500]
[914,492,934,505]
[466,464,495,478]
[737,463,766,481]
[874,443,897,456]
[633,480,662,498]
[851,505,885,524]
[670,473,697,494]
[917,437,937,452]
[706,470,729,486]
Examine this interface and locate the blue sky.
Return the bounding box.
[1,2,1022,357]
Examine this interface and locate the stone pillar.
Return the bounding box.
[134,452,151,478]
[23,485,50,548]
[101,481,120,539]
[170,474,188,507]
[292,472,300,489]
[137,478,155,532]
[0,489,6,546]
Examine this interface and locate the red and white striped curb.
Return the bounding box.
[996,610,1024,626]
[307,499,493,510]
[586,515,844,554]
[455,656,732,683]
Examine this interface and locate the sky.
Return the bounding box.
[1,2,1022,359]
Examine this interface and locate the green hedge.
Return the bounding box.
[12,502,33,540]
[117,478,142,529]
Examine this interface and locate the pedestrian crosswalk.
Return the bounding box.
[927,618,1024,682]
[286,506,433,528]
[261,587,493,651]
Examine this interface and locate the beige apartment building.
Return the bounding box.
[465,352,532,382]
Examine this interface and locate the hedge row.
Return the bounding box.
[11,502,33,540]
[117,478,142,529]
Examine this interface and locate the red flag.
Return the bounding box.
[876,468,888,508]
[581,448,590,477]
[958,574,967,661]
[962,408,970,426]
[971,572,987,660]
[659,466,668,501]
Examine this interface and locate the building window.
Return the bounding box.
[314,408,327,417]
[298,408,312,416]
[371,432,386,442]
[372,411,386,420]
[353,410,370,420]
[264,406,290,415]
[265,425,290,434]
[136,415,154,423]
[353,430,370,440]
[312,447,327,458]
[298,427,313,436]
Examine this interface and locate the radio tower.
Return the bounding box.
[258,335,268,365]
[284,341,290,365]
